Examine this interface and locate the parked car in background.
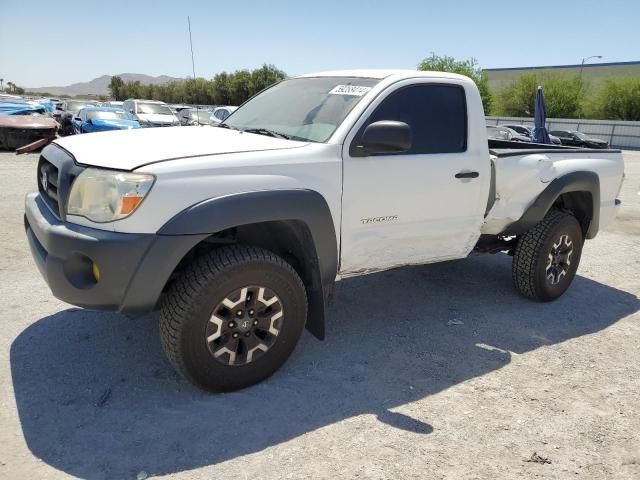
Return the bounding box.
[500,124,562,145]
[0,115,58,150]
[486,125,530,142]
[57,100,99,113]
[56,100,99,136]
[550,130,609,149]
[123,99,180,127]
[0,102,48,115]
[534,129,562,145]
[72,107,140,134]
[209,106,237,125]
[40,98,60,112]
[101,101,124,109]
[178,108,213,126]
[169,104,192,114]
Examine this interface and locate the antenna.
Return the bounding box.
[188,16,196,79]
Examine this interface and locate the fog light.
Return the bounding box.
[92,263,101,282]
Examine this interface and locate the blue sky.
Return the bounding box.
[1,0,638,88]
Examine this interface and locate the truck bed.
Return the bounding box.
[482,139,624,238]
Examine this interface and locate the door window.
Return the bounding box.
[358,84,467,155]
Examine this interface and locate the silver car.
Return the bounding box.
[209,106,238,125]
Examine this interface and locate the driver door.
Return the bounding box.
[339,80,490,275]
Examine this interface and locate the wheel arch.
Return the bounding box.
[157,189,339,340]
[502,171,600,239]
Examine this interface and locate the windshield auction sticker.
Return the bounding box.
[329,85,372,96]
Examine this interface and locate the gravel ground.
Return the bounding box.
[0,150,638,480]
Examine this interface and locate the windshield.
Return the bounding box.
[510,125,530,135]
[223,77,380,142]
[487,126,509,139]
[66,101,91,112]
[87,110,130,121]
[572,131,589,140]
[137,102,173,115]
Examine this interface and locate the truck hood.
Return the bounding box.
[53,126,308,170]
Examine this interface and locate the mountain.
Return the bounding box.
[27,73,183,96]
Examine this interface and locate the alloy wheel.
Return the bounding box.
[205,286,284,366]
[546,234,574,285]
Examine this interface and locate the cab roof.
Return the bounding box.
[297,69,471,82]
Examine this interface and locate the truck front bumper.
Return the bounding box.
[24,192,206,315]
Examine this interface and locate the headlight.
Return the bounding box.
[67,168,155,222]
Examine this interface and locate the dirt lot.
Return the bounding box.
[0,150,638,480]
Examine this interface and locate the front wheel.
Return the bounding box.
[512,210,584,301]
[160,245,307,392]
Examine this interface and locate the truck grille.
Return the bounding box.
[37,146,84,219]
[38,157,61,215]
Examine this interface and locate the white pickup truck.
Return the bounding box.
[25,70,624,392]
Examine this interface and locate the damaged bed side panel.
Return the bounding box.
[481,151,624,236]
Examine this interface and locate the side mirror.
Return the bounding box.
[353,120,412,157]
[129,108,135,114]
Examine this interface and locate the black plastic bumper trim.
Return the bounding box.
[24,192,206,314]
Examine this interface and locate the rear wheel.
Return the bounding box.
[160,245,307,392]
[512,210,584,301]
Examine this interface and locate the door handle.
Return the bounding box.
[455,171,479,179]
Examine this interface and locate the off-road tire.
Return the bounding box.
[512,209,584,301]
[160,245,307,392]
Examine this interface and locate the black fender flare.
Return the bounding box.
[158,189,338,339]
[502,171,600,239]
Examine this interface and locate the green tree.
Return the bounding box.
[418,53,493,113]
[251,64,287,94]
[496,73,585,118]
[184,77,215,105]
[105,65,287,106]
[228,70,253,105]
[108,76,125,100]
[212,72,231,104]
[592,78,640,121]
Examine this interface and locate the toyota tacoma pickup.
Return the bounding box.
[24,70,625,392]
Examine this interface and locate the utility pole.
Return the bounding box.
[577,55,602,120]
[188,16,196,80]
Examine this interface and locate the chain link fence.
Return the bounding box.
[486,116,640,149]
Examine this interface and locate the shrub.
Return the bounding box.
[593,78,640,121]
[496,73,586,118]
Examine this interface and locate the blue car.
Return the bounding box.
[0,102,47,115]
[72,107,140,134]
